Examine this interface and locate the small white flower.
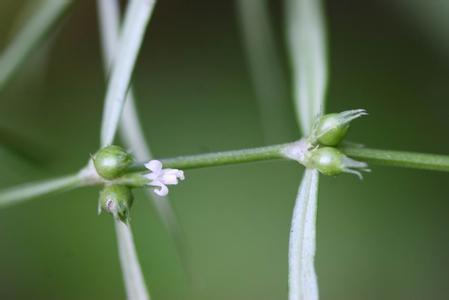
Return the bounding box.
[144,160,185,196]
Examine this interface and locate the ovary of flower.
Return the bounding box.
[144,160,185,196]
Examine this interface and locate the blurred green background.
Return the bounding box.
[1,0,449,299]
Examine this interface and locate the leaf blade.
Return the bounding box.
[115,220,150,300]
[288,169,319,300]
[97,0,189,282]
[286,0,328,134]
[236,0,290,142]
[285,0,328,299]
[100,0,156,147]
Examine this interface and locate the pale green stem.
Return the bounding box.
[0,0,72,90]
[129,144,449,173]
[129,143,289,171]
[0,173,82,208]
[2,144,449,209]
[341,147,449,172]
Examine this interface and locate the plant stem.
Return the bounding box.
[340,147,449,172]
[0,173,82,208]
[2,143,449,209]
[128,143,449,173]
[129,143,289,171]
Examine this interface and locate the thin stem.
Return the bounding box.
[129,143,289,172]
[2,143,449,208]
[0,173,82,208]
[129,143,449,173]
[340,147,449,172]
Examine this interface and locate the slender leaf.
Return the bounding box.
[115,220,150,300]
[286,0,328,134]
[97,0,188,292]
[100,0,156,147]
[97,1,151,299]
[286,0,328,299]
[236,0,290,142]
[288,169,319,300]
[0,0,72,90]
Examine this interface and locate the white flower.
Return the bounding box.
[144,160,185,196]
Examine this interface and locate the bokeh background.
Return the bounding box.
[1,0,449,299]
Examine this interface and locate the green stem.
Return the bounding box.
[129,143,289,171]
[340,147,449,172]
[129,142,449,173]
[2,142,449,209]
[0,173,82,209]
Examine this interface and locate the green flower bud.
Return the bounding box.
[99,185,134,223]
[308,147,369,178]
[311,109,367,146]
[93,145,134,180]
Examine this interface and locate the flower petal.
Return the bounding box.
[164,169,185,181]
[154,184,169,197]
[145,160,162,172]
[161,174,179,185]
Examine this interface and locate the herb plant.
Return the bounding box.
[1,0,448,299]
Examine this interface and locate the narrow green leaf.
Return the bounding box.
[286,0,328,135]
[0,0,72,90]
[236,0,290,142]
[96,0,152,159]
[288,169,319,300]
[97,0,188,290]
[100,0,156,147]
[286,0,328,299]
[0,174,81,209]
[115,220,150,300]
